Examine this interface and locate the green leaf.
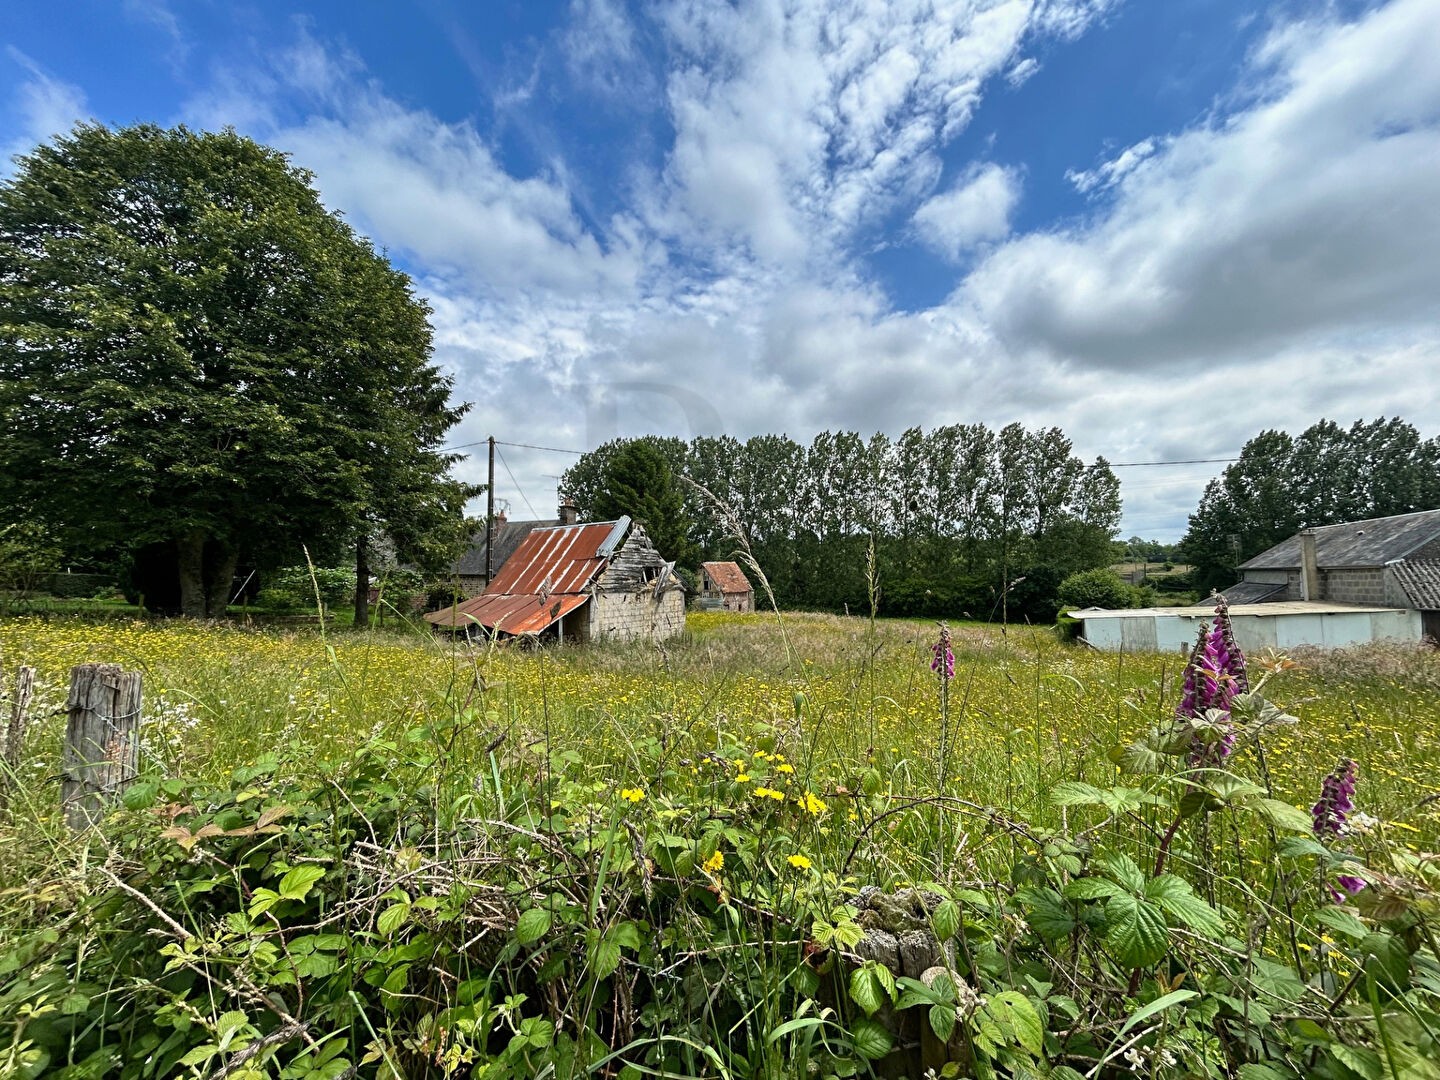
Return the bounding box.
[589,939,622,980]
[1311,907,1369,942]
[987,991,1044,1056]
[376,903,410,937]
[514,907,551,946]
[1063,877,1123,901]
[1236,1065,1294,1080]
[849,964,887,1016]
[1330,1042,1384,1080]
[1145,875,1225,937]
[1117,988,1198,1038]
[1103,895,1170,968]
[609,920,644,951]
[929,1003,956,1043]
[1253,798,1314,833]
[1050,781,1108,807]
[1016,887,1076,940]
[849,1018,892,1061]
[931,899,960,942]
[278,865,327,902]
[1099,853,1146,893]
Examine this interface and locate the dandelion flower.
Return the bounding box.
[619,787,646,804]
[775,763,794,774]
[787,854,812,870]
[703,851,724,873]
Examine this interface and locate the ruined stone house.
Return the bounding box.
[425,516,685,643]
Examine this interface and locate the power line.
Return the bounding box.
[496,439,585,455]
[1097,457,1239,468]
[495,445,542,522]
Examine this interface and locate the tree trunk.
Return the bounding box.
[204,541,238,618]
[354,534,370,629]
[176,531,207,618]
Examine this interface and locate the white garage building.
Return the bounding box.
[1069,600,1422,654]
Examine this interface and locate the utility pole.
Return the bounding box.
[485,436,496,585]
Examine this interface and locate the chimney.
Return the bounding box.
[494,508,508,527]
[558,496,579,526]
[1299,529,1320,601]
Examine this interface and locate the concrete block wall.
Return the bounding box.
[1323,567,1389,605]
[589,589,685,643]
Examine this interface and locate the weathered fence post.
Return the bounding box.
[62,663,142,831]
[0,664,36,809]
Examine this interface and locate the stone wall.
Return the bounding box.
[589,588,685,643]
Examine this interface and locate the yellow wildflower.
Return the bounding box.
[798,791,828,816]
[703,851,724,873]
[736,773,751,783]
[775,763,794,774]
[787,854,812,870]
[619,787,646,803]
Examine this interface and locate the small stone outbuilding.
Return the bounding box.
[425,516,684,644]
[698,561,755,612]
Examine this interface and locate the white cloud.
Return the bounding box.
[4,48,88,160]
[1064,136,1157,194]
[962,0,1440,370]
[128,0,1440,539]
[913,163,1021,259]
[653,0,1113,267]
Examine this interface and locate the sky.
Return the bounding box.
[3,0,1438,541]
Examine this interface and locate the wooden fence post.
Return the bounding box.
[62,663,142,831]
[0,664,36,810]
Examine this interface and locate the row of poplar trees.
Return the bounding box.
[562,424,1123,620]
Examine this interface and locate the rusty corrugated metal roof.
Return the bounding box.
[425,518,631,634]
[426,592,590,633]
[701,561,753,595]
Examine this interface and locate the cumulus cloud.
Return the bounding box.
[13,0,1434,537]
[962,0,1440,370]
[913,163,1021,260]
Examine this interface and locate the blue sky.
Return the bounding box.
[4,0,1438,539]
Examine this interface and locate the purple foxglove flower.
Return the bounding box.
[1312,759,1358,839]
[931,624,954,680]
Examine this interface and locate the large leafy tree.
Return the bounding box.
[0,123,472,616]
[1181,417,1440,591]
[586,440,698,567]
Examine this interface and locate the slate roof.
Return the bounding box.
[427,519,631,632]
[452,519,558,580]
[701,561,753,595]
[1390,559,1440,610]
[1238,509,1440,570]
[1220,580,1287,605]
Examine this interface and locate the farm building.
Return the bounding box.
[698,561,755,612]
[1068,600,1422,654]
[1227,508,1440,642]
[425,516,685,643]
[1071,509,1440,652]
